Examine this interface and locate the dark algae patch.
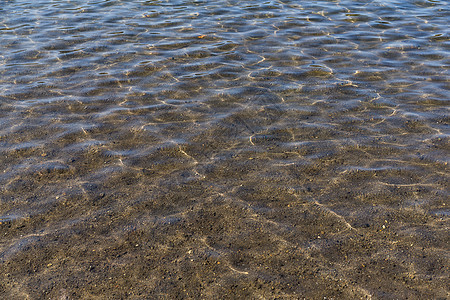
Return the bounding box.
[0,0,449,299]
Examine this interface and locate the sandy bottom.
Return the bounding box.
[0,124,448,299]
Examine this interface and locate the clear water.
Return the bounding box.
[0,0,448,298]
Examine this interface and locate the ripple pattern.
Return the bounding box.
[0,0,448,298]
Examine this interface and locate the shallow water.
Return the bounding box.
[0,0,449,298]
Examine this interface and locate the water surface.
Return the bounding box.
[0,0,449,298]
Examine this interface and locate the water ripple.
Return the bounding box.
[0,0,448,298]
